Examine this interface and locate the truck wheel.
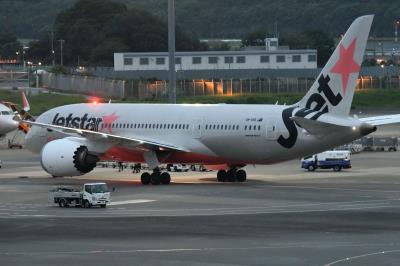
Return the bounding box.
[100,204,106,208]
[59,198,68,208]
[307,165,316,172]
[333,166,342,172]
[83,200,91,208]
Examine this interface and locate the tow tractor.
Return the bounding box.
[48,182,111,208]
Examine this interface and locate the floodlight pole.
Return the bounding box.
[168,0,176,104]
[58,39,65,66]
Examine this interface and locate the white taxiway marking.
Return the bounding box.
[108,199,156,206]
[324,249,400,266]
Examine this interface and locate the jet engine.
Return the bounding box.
[40,138,99,177]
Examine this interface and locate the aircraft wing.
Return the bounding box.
[24,121,190,152]
[359,114,400,126]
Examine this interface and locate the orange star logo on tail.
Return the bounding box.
[101,112,119,134]
[330,38,360,95]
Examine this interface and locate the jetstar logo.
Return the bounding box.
[52,113,103,131]
[277,74,343,149]
[100,112,119,134]
[277,38,361,149]
[331,38,360,95]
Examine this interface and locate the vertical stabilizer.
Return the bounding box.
[297,15,373,116]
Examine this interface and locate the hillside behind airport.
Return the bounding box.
[1,0,398,39]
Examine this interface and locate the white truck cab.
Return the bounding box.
[82,183,111,207]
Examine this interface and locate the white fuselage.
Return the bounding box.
[0,104,18,136]
[25,103,365,165]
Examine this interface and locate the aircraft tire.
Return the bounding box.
[236,170,247,182]
[150,172,161,185]
[141,172,151,185]
[217,170,227,182]
[160,172,171,185]
[227,170,236,182]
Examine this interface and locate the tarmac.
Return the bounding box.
[0,149,400,265]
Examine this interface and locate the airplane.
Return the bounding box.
[24,15,400,184]
[0,91,31,137]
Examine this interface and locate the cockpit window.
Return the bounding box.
[1,111,12,115]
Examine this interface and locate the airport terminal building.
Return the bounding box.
[114,50,317,72]
[114,38,318,72]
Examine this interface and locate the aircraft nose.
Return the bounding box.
[2,117,19,132]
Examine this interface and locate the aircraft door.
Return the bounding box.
[266,120,277,140]
[192,119,203,139]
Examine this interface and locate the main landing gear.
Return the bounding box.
[140,169,171,185]
[217,168,247,183]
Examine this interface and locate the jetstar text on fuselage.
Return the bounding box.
[52,113,102,131]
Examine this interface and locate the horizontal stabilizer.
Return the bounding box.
[292,116,377,137]
[291,117,350,136]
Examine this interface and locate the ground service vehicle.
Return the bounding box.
[362,137,398,152]
[48,182,111,208]
[301,150,351,172]
[167,164,190,172]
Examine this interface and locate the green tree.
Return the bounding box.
[41,0,206,66]
[0,33,22,60]
[26,34,53,65]
[242,31,267,47]
[281,30,335,67]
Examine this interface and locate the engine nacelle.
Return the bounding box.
[40,138,99,177]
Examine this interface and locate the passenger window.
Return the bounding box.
[258,125,261,130]
[224,125,227,130]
